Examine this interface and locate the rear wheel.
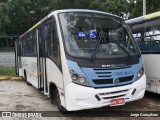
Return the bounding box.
[24,70,31,85]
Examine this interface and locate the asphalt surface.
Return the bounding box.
[0,80,160,120]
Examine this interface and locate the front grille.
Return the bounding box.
[102,94,126,99]
[93,79,113,84]
[95,72,112,74]
[99,89,129,95]
[98,75,112,77]
[119,76,134,83]
[93,75,134,85]
[95,71,112,78]
[93,67,132,79]
[98,89,131,100]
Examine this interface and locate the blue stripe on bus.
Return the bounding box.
[67,57,143,88]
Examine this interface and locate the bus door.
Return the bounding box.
[37,25,49,94]
[15,40,23,76]
[15,40,19,76]
[37,28,44,91]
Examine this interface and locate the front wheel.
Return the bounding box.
[55,88,68,113]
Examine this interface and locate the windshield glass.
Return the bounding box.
[59,12,139,59]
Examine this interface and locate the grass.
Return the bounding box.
[0,66,16,77]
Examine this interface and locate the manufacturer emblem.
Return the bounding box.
[114,78,120,85]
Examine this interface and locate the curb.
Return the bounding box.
[10,77,24,80]
[0,76,10,80]
[0,76,23,81]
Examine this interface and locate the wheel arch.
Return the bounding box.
[49,82,58,98]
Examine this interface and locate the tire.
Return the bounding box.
[24,71,31,85]
[51,87,68,113]
[50,87,56,104]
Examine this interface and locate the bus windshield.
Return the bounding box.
[59,12,139,59]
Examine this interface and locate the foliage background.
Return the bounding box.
[0,0,160,47]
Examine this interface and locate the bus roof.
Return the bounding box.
[19,9,121,39]
[126,11,160,24]
[55,9,119,17]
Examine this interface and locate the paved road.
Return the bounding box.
[0,80,160,120]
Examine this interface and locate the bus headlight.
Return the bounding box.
[69,69,90,86]
[136,66,144,80]
[79,77,86,84]
[71,74,79,80]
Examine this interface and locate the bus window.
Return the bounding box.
[26,33,32,55]
[59,12,139,59]
[33,30,37,55]
[48,21,60,65]
[134,30,160,52]
[21,36,26,55]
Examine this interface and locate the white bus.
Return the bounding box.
[126,11,160,94]
[15,9,146,112]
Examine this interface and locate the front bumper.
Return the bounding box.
[65,74,146,111]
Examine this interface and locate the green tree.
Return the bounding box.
[127,0,160,19]
[1,0,160,39]
[0,2,10,35]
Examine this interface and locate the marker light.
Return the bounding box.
[70,70,74,74]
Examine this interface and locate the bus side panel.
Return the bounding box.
[19,66,24,77]
[46,58,63,89]
[156,78,160,94]
[142,54,160,93]
[21,57,38,88]
[157,87,160,94]
[146,77,157,93]
[46,58,65,106]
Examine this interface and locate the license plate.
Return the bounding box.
[110,98,125,106]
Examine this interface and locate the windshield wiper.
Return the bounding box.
[90,24,105,62]
[114,42,132,59]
